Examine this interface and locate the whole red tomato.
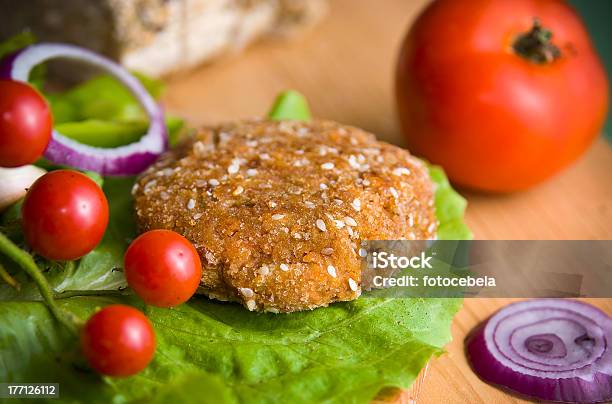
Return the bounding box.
[21,170,109,260]
[396,0,609,192]
[0,80,52,167]
[81,305,156,377]
[124,229,202,308]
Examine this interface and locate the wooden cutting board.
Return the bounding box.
[162,0,612,402]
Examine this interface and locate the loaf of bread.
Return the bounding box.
[0,0,328,77]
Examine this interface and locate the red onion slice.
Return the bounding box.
[467,299,612,403]
[0,44,167,175]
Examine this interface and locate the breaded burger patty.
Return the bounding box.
[132,119,437,312]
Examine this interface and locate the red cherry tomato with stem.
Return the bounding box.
[21,170,109,260]
[396,0,609,192]
[0,80,52,167]
[124,229,202,308]
[81,305,156,377]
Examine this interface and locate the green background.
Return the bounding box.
[569,0,612,141]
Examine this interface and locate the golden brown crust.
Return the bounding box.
[133,119,437,312]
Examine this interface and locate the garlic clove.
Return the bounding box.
[0,165,47,211]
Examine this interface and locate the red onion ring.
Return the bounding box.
[0,44,167,175]
[467,299,612,403]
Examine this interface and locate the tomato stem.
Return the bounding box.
[0,232,79,336]
[513,19,561,64]
[0,263,20,290]
[55,289,133,300]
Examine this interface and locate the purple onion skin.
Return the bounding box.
[42,125,167,176]
[43,142,161,176]
[524,334,567,358]
[467,316,612,403]
[0,51,18,79]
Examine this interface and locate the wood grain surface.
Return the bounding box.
[161,0,612,402]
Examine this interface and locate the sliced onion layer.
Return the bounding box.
[0,43,167,175]
[467,299,612,403]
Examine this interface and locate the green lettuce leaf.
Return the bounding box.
[0,296,460,403]
[0,166,468,403]
[45,74,183,148]
[429,165,472,240]
[47,73,163,124]
[267,90,312,121]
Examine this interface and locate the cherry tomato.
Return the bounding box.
[396,0,609,192]
[124,229,202,308]
[21,170,109,260]
[0,80,52,167]
[81,305,156,377]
